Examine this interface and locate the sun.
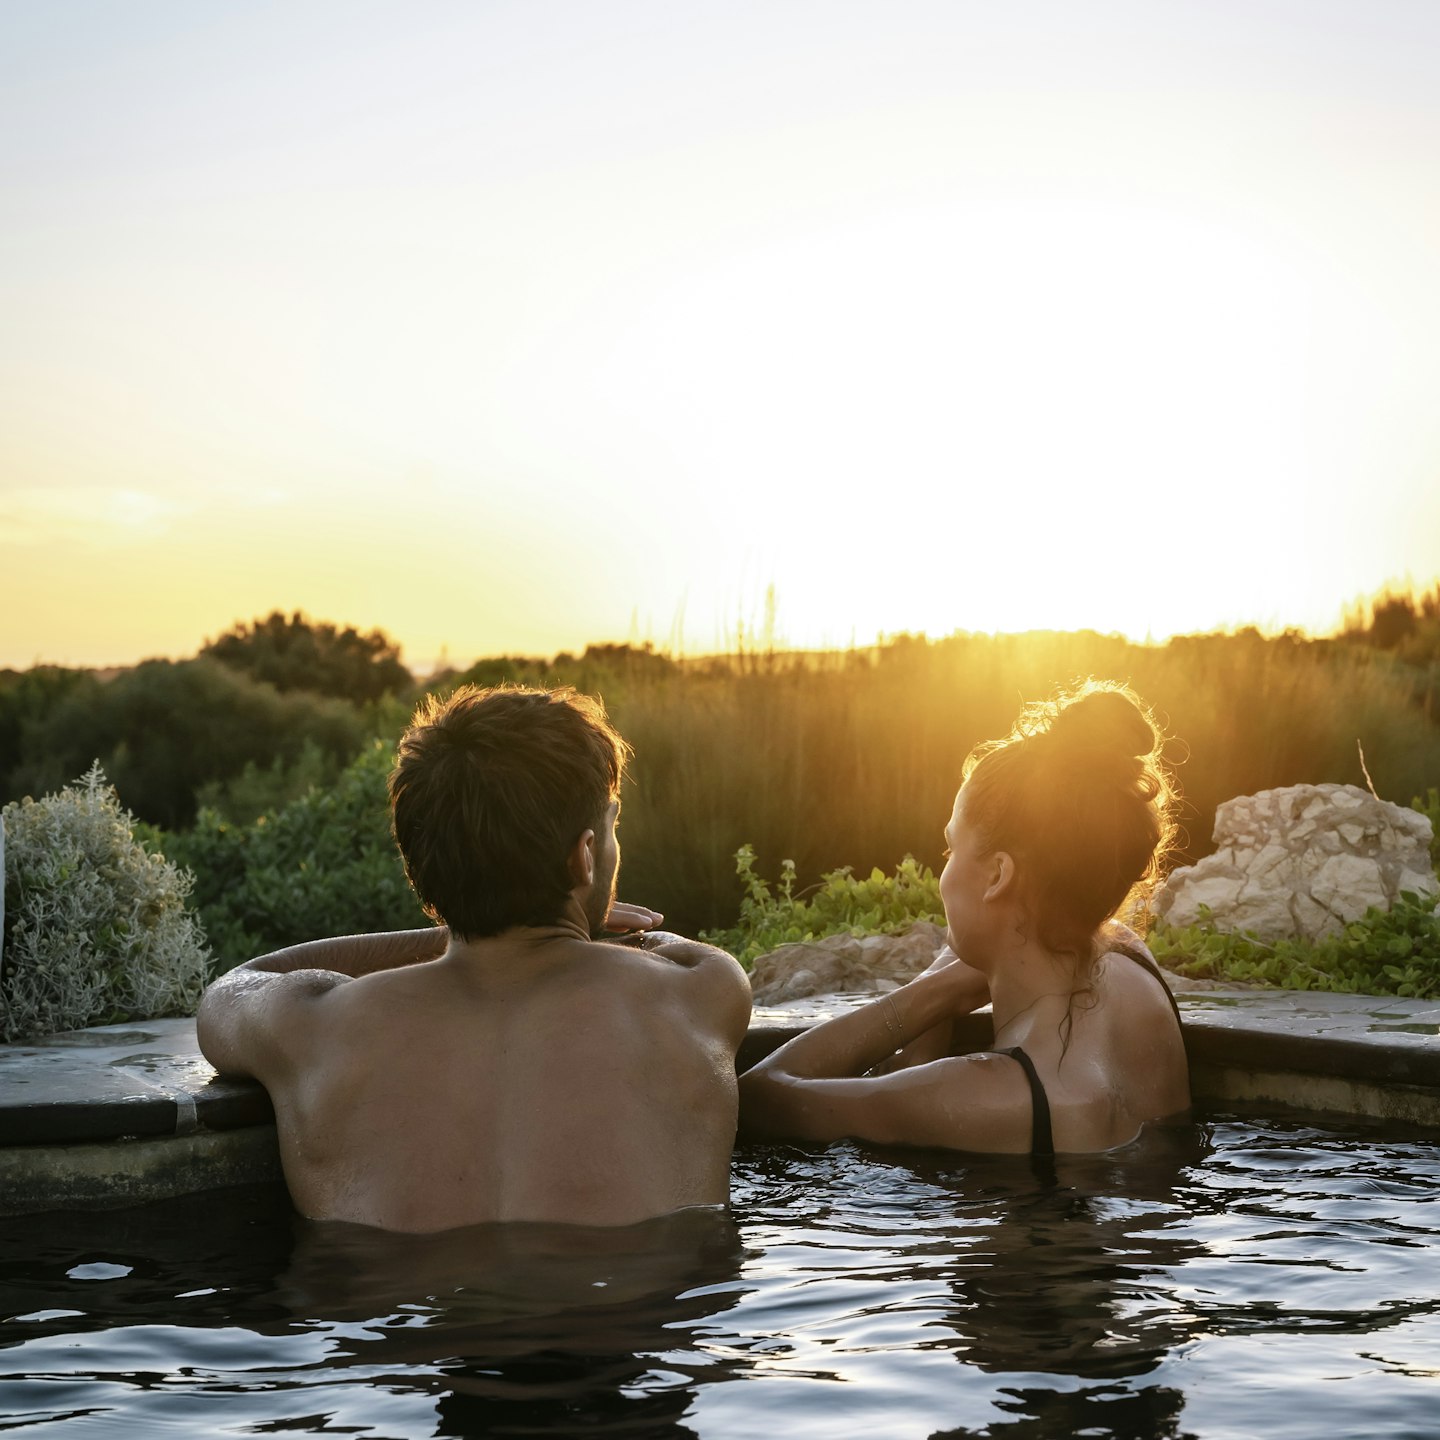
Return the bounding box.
[524,196,1328,646]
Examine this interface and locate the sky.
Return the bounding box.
[3,0,1439,671]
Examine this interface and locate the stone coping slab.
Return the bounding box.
[0,992,1437,1214]
[0,989,1436,1151]
[0,1020,271,1147]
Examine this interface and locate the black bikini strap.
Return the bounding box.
[1111,941,1185,1032]
[996,1045,1054,1157]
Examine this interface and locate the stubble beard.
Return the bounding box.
[585,843,620,936]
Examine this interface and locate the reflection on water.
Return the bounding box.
[728,1123,1212,1439]
[283,1206,748,1439]
[1,1113,1438,1439]
[926,1130,1212,1381]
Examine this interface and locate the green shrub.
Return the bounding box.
[200,610,414,701]
[18,657,370,830]
[192,738,344,825]
[162,741,426,968]
[1147,891,1440,998]
[705,842,1440,998]
[0,766,211,1041]
[701,845,944,966]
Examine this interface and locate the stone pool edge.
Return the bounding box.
[2,988,1437,1215]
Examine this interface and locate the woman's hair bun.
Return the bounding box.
[1045,684,1158,761]
[958,678,1181,959]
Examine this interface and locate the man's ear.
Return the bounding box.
[567,829,597,890]
[983,851,1016,902]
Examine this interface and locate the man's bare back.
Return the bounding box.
[198,920,751,1232]
[197,684,752,1233]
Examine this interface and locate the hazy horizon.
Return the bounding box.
[4,581,1431,679]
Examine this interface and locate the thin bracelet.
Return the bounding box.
[882,994,905,1046]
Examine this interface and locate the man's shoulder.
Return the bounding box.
[595,933,752,1040]
[592,932,746,979]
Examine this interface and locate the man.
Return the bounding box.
[197,684,751,1233]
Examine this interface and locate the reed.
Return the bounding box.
[584,631,1440,934]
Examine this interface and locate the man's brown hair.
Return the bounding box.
[389,684,631,939]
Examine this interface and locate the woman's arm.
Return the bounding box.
[871,947,989,1074]
[738,959,996,1143]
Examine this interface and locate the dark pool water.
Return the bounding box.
[1,1111,1437,1439]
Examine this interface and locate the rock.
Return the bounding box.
[750,922,947,1004]
[1153,784,1438,942]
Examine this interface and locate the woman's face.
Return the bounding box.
[938,787,991,959]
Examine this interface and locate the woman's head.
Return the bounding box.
[952,680,1179,978]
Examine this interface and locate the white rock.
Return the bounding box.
[1247,843,1290,880]
[1228,893,1296,938]
[1290,893,1332,936]
[1310,853,1387,922]
[1154,783,1436,943]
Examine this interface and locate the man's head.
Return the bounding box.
[389,684,631,939]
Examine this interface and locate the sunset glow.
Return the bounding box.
[3,1,1439,669]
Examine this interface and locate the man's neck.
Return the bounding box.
[444,915,593,963]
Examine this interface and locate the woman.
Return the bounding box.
[738,681,1189,1156]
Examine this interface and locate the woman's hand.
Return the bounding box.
[917,944,964,977]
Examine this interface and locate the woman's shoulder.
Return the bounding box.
[1095,941,1181,1014]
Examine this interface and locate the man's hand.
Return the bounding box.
[601,901,664,935]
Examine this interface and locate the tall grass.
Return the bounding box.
[137,627,1440,954]
[588,631,1440,934]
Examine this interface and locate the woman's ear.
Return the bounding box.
[983,851,1016,902]
[567,829,597,890]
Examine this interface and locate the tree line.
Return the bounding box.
[4,598,1439,947]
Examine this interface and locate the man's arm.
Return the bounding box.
[196,927,449,1080]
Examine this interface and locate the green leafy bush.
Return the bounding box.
[701,845,944,966]
[192,738,344,826]
[201,610,414,702]
[14,657,368,830]
[1,766,210,1041]
[705,841,1440,998]
[162,741,426,968]
[1147,891,1440,998]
